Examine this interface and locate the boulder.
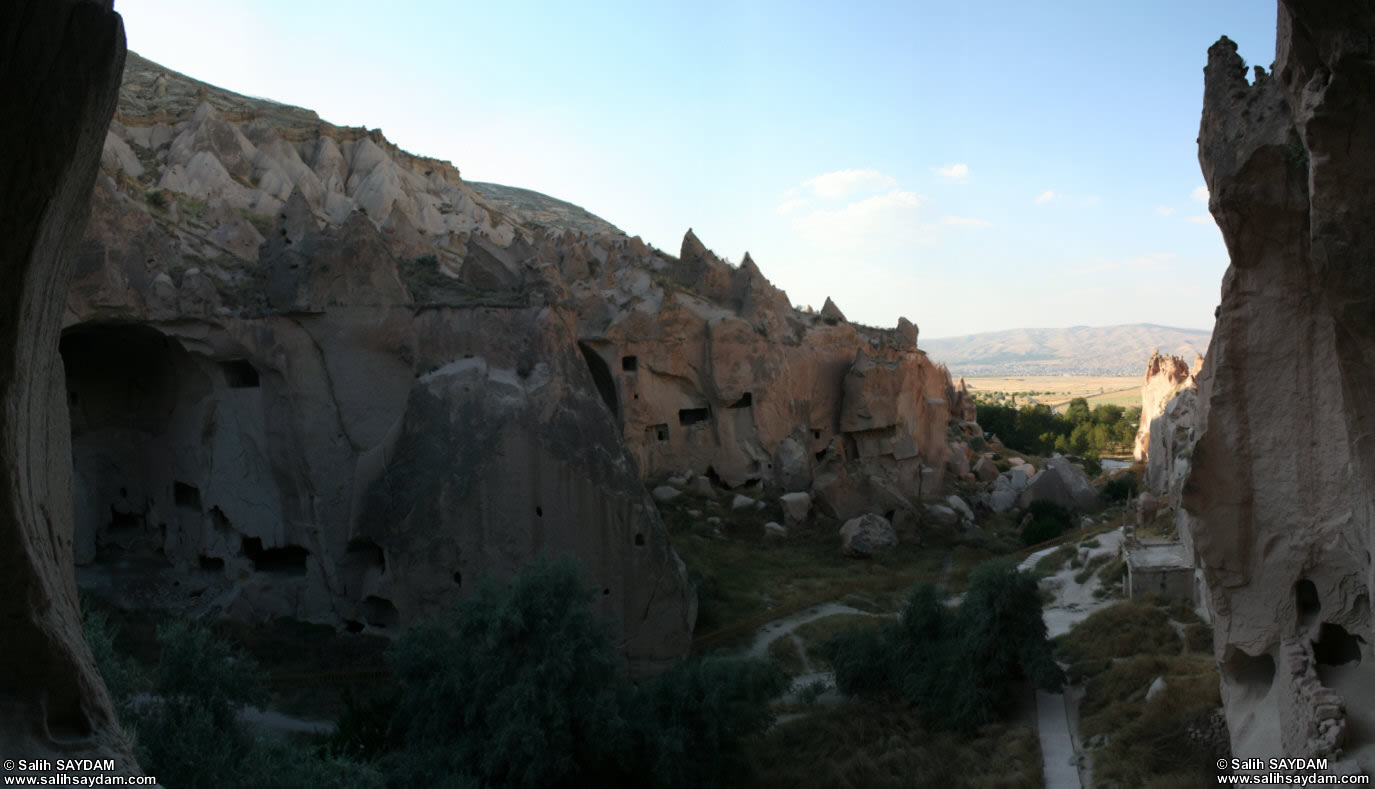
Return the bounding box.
[779,491,812,526]
[1018,457,1102,513]
[925,504,959,525]
[972,455,999,482]
[839,513,897,557]
[731,494,756,511]
[763,522,787,538]
[772,436,811,492]
[946,495,974,523]
[652,485,681,503]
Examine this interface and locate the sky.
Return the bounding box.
[113,0,1277,338]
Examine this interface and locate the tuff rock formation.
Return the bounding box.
[0,0,134,773]
[1132,349,1202,461]
[69,52,976,673]
[72,54,695,675]
[1180,2,1375,768]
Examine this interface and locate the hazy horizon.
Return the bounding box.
[113,0,1275,336]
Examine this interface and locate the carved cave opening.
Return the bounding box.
[679,407,711,426]
[1222,648,1276,698]
[1296,578,1321,631]
[240,537,309,577]
[220,359,260,388]
[578,341,620,420]
[1313,622,1365,667]
[61,323,196,566]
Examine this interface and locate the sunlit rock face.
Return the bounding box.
[0,0,135,773]
[1133,349,1200,463]
[1185,1,1375,767]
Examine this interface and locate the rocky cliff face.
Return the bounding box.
[1182,1,1375,767]
[69,52,971,671]
[1132,349,1201,462]
[0,0,132,772]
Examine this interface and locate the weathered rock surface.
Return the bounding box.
[63,48,977,677]
[1182,4,1375,766]
[0,0,134,772]
[839,513,897,557]
[1132,349,1201,461]
[1017,457,1102,514]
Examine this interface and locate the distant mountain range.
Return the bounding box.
[922,324,1211,377]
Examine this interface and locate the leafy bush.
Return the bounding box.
[118,619,382,789]
[1102,471,1138,501]
[823,561,1062,733]
[379,556,786,788]
[145,189,167,209]
[1021,500,1074,546]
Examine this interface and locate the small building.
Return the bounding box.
[1125,542,1194,602]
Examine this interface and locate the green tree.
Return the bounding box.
[824,561,1062,733]
[383,558,634,787]
[382,556,787,788]
[1064,397,1090,425]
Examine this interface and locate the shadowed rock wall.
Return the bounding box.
[0,0,133,771]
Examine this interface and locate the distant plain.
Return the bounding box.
[963,376,1140,410]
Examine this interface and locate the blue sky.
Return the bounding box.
[114,0,1276,337]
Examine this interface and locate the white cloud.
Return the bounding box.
[941,216,992,228]
[803,168,896,199]
[1156,206,1176,216]
[793,189,931,249]
[1185,214,1216,225]
[932,162,970,180]
[775,198,807,216]
[1192,185,1210,203]
[1034,191,1056,205]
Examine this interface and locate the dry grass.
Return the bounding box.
[663,491,1022,650]
[964,376,1139,408]
[1057,598,1227,787]
[1056,599,1181,668]
[750,700,1043,788]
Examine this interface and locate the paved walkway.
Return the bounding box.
[1036,690,1080,788]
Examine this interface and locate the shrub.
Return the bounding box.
[824,562,1062,733]
[82,608,139,714]
[382,558,635,787]
[145,189,167,209]
[381,556,786,788]
[1021,500,1074,546]
[1102,472,1137,501]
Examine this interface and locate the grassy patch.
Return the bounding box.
[1073,553,1110,585]
[1056,599,1180,665]
[664,496,956,647]
[665,489,1023,649]
[1079,654,1223,787]
[1059,598,1227,786]
[750,700,1042,788]
[1032,544,1075,577]
[791,613,886,671]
